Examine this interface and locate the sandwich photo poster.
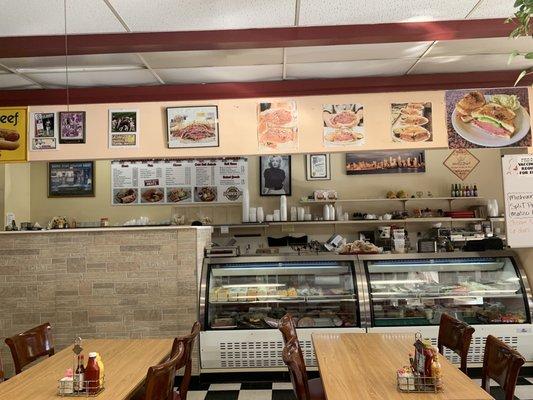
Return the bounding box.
[446,87,531,149]
[257,101,298,151]
[322,103,364,146]
[391,102,432,143]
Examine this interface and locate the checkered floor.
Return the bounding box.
[183,376,533,400]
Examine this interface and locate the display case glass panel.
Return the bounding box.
[206,260,359,330]
[365,257,531,327]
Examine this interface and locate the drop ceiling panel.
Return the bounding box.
[286,59,416,79]
[428,36,533,57]
[0,0,125,36]
[409,54,533,74]
[0,74,38,89]
[466,0,515,19]
[142,48,284,69]
[108,0,296,32]
[285,42,432,63]
[0,54,143,70]
[154,65,283,83]
[25,69,159,88]
[298,0,479,25]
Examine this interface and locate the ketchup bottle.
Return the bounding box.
[85,352,100,394]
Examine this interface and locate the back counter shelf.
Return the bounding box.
[198,252,533,372]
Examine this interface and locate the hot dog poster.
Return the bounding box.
[446,87,531,149]
[0,108,27,162]
[111,158,247,206]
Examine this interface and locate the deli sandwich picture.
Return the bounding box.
[446,87,531,149]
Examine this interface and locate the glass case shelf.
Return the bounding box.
[365,256,531,327]
[205,260,359,330]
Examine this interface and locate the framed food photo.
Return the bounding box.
[59,111,86,144]
[48,161,95,197]
[260,155,291,196]
[167,106,219,148]
[306,154,331,180]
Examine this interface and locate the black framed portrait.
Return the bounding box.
[259,155,291,196]
[48,161,95,197]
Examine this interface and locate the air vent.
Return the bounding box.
[219,339,316,368]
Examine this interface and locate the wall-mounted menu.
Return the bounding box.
[111,158,247,205]
[502,154,533,248]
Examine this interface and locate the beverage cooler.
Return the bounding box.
[199,256,365,371]
[361,251,533,367]
[198,252,533,372]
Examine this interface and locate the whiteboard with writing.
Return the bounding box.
[502,154,533,248]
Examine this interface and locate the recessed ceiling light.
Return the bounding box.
[16,65,145,74]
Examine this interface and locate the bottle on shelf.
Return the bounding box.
[473,184,478,197]
[466,185,471,197]
[450,184,455,197]
[85,352,100,394]
[74,355,85,393]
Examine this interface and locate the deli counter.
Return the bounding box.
[199,251,533,372]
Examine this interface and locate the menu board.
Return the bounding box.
[111,158,247,206]
[502,154,533,248]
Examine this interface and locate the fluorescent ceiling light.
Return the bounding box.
[16,65,145,74]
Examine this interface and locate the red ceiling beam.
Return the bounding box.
[0,18,515,58]
[0,70,529,107]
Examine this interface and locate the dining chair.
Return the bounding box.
[481,335,525,400]
[282,338,325,400]
[142,342,186,400]
[5,322,55,374]
[171,321,201,400]
[0,355,4,382]
[278,313,298,344]
[437,313,475,373]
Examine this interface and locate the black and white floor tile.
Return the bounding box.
[183,376,533,400]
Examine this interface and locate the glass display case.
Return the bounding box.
[203,258,360,330]
[363,255,532,328]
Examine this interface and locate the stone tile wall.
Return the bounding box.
[0,227,211,377]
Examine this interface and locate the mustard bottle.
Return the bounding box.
[95,352,105,386]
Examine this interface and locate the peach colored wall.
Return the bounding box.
[27,90,449,161]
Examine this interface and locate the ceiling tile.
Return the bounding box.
[0,74,38,89]
[109,0,296,31]
[298,0,479,25]
[0,54,143,70]
[285,59,416,79]
[466,0,516,19]
[0,0,125,36]
[25,69,159,88]
[285,42,432,63]
[142,49,284,69]
[428,36,533,57]
[154,65,283,83]
[409,54,533,74]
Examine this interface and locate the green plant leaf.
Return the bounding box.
[508,50,520,64]
[525,52,533,59]
[514,70,531,86]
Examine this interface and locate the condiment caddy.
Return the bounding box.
[58,338,105,397]
[396,332,443,393]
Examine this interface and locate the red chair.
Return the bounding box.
[142,342,186,400]
[437,313,475,373]
[282,338,325,400]
[481,335,525,400]
[5,322,55,374]
[278,313,298,345]
[171,322,201,400]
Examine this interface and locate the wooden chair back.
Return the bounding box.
[481,335,525,400]
[0,355,4,382]
[278,313,298,345]
[437,313,475,373]
[282,338,310,400]
[144,342,186,400]
[5,322,55,374]
[170,321,201,400]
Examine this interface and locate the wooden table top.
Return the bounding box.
[0,338,174,400]
[312,333,493,400]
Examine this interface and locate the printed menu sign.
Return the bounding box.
[443,149,480,180]
[0,108,27,162]
[502,154,533,248]
[111,158,247,205]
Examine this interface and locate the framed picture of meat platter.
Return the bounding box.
[166,106,219,149]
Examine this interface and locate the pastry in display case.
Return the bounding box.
[204,259,359,330]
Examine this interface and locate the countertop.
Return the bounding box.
[0,225,213,234]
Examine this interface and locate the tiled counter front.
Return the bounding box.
[0,227,211,377]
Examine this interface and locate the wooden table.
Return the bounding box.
[312,333,493,400]
[0,338,173,400]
